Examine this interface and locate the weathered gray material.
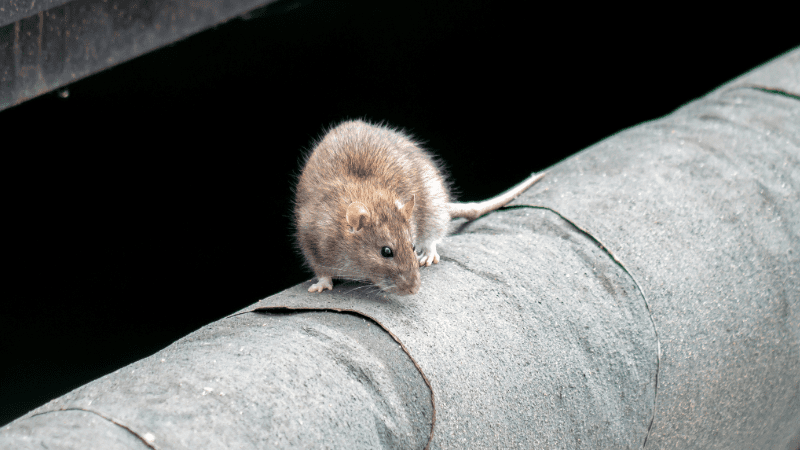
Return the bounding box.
[525,46,800,448]
[1,312,432,449]
[0,0,276,111]
[0,0,70,26]
[1,48,798,449]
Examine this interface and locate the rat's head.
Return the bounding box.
[344,195,420,295]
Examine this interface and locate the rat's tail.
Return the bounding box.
[446,172,546,221]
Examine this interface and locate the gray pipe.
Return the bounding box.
[2,48,798,450]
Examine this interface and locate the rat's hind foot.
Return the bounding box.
[417,243,440,267]
[309,276,333,293]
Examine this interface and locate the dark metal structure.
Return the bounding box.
[0,0,278,111]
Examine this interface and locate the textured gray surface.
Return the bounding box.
[0,409,151,449]
[1,47,798,449]
[1,312,432,450]
[0,0,70,26]
[524,48,800,448]
[714,46,800,96]
[0,0,276,111]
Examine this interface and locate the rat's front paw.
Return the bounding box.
[309,276,333,292]
[417,244,440,267]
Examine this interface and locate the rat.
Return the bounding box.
[293,120,545,295]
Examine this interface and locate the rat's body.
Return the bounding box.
[294,120,545,295]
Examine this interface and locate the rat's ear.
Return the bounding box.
[346,202,370,231]
[397,194,415,221]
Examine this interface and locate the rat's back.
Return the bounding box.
[298,121,429,193]
[296,120,450,213]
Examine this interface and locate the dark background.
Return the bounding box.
[2,0,798,427]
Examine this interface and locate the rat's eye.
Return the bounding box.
[381,246,394,258]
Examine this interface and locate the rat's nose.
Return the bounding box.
[394,281,419,296]
[407,275,420,295]
[395,272,420,295]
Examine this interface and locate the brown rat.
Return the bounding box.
[294,120,545,295]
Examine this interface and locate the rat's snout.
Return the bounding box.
[394,283,419,296]
[393,269,420,295]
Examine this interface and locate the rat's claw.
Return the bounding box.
[309,276,333,293]
[417,243,440,267]
[418,251,440,267]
